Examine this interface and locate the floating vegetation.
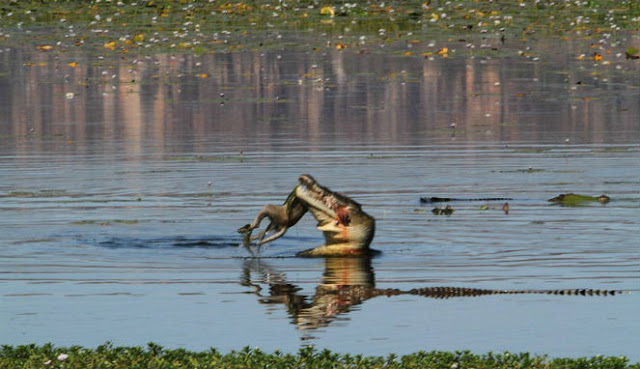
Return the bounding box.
[498,168,546,173]
[164,155,245,163]
[432,205,455,215]
[593,147,633,153]
[0,344,637,369]
[365,154,410,160]
[3,190,68,198]
[0,0,637,62]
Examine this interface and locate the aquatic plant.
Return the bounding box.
[1,343,638,369]
[0,0,637,60]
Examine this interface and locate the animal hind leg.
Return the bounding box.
[256,226,288,245]
[238,204,281,235]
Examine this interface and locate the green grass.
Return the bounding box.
[1,344,638,369]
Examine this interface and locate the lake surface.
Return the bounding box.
[1,37,639,360]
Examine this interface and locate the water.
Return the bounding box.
[1,41,639,360]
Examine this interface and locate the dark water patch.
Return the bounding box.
[73,219,141,225]
[96,236,240,250]
[10,238,59,245]
[64,292,144,297]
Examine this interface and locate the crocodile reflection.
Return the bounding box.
[241,257,376,330]
[241,257,624,331]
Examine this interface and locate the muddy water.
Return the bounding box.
[1,42,639,360]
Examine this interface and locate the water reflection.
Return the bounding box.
[2,42,638,155]
[241,256,629,333]
[243,257,375,330]
[1,41,638,359]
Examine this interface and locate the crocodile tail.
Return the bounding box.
[531,289,619,296]
[409,287,502,298]
[406,287,623,298]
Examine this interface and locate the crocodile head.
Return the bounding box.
[295,174,376,256]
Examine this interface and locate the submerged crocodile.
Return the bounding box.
[242,258,629,331]
[421,193,610,205]
[421,196,513,203]
[239,174,376,256]
[548,193,610,205]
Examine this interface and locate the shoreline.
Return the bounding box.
[2,343,639,369]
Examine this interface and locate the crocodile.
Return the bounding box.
[242,258,630,331]
[239,174,376,256]
[421,196,513,203]
[548,193,610,206]
[421,194,610,205]
[239,177,611,256]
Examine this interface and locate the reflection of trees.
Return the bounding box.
[1,41,638,156]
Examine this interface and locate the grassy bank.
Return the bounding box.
[0,0,638,58]
[1,344,638,369]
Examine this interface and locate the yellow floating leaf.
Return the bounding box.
[133,33,145,43]
[593,52,602,61]
[430,13,439,20]
[336,43,347,51]
[104,41,116,50]
[67,62,79,67]
[438,47,449,56]
[403,51,414,56]
[576,54,585,60]
[197,73,210,79]
[36,45,54,51]
[320,6,335,16]
[25,62,48,67]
